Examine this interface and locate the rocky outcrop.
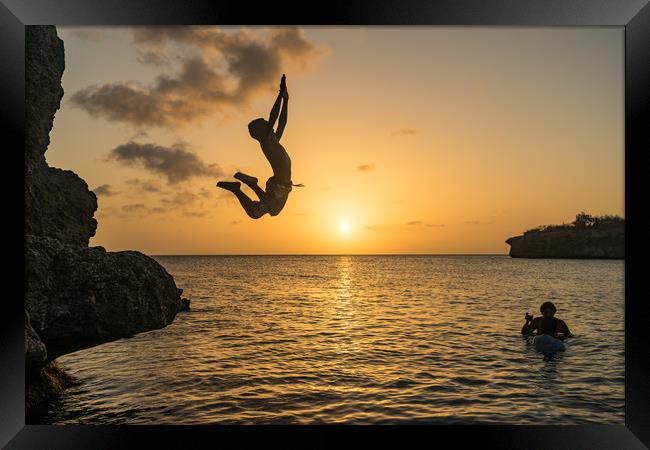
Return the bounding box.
[26,167,98,247]
[25,26,182,410]
[26,362,76,412]
[25,26,64,167]
[26,235,182,360]
[25,311,47,370]
[506,227,624,259]
[25,26,98,247]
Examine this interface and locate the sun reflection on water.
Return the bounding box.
[44,256,625,425]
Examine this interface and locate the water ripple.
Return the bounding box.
[35,256,624,424]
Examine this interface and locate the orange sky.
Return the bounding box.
[47,26,624,255]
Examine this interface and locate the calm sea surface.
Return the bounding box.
[37,256,625,424]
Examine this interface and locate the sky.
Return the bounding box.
[48,26,624,255]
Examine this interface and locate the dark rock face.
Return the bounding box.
[25,26,97,246]
[26,166,98,247]
[24,26,183,410]
[25,26,64,167]
[26,235,182,360]
[506,228,624,259]
[25,361,76,412]
[25,311,47,370]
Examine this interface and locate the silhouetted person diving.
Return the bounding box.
[217,74,302,219]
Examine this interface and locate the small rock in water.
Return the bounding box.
[180,298,191,311]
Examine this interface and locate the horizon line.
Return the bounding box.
[149,253,511,257]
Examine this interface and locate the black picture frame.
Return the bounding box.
[2,0,649,448]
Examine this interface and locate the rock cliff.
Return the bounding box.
[506,225,624,259]
[25,26,97,246]
[26,235,182,361]
[24,26,182,408]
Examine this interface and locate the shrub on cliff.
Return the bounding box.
[524,213,624,235]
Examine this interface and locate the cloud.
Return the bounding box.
[117,203,168,218]
[162,190,199,206]
[93,184,118,196]
[71,26,325,128]
[365,225,386,231]
[117,192,209,217]
[215,188,237,199]
[198,187,214,198]
[125,178,164,193]
[122,203,148,213]
[129,130,150,141]
[183,211,208,217]
[356,163,375,172]
[407,221,445,227]
[464,220,494,225]
[136,50,170,66]
[391,128,418,136]
[108,141,222,184]
[70,29,105,42]
[158,190,214,217]
[183,210,209,218]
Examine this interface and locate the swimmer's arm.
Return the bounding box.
[268,90,283,129]
[521,317,540,335]
[557,320,574,338]
[275,90,288,141]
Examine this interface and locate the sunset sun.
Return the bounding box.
[340,223,350,233]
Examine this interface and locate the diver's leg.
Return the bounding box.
[232,190,265,219]
[217,181,265,219]
[216,181,241,191]
[234,172,266,201]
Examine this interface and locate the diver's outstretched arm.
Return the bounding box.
[276,89,288,141]
[268,90,282,129]
[268,74,286,129]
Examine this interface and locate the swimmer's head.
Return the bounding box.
[248,118,271,141]
[540,301,557,317]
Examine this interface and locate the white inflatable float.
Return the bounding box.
[533,334,566,353]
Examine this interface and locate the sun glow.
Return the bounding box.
[340,223,351,233]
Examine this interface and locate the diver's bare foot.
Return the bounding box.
[216,181,241,191]
[234,172,258,185]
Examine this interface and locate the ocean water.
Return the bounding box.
[35,256,625,424]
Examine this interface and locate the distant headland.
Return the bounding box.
[506,213,624,259]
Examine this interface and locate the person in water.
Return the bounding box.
[521,301,573,340]
[217,74,301,219]
[533,315,568,354]
[539,316,561,336]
